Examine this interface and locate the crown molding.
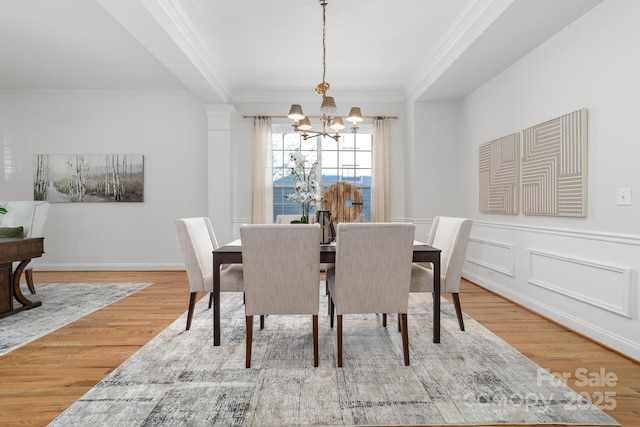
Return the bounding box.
[147,0,232,102]
[405,0,514,101]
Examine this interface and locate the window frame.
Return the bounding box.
[271,123,373,222]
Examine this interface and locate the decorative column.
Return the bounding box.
[204,104,236,245]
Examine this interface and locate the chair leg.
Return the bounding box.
[312,315,319,367]
[186,292,197,330]
[401,313,410,366]
[260,315,265,329]
[26,270,36,294]
[337,314,343,368]
[397,313,402,332]
[382,313,387,327]
[208,292,213,309]
[246,315,253,368]
[452,293,465,331]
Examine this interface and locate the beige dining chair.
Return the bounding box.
[275,214,317,224]
[327,222,415,367]
[175,217,244,331]
[240,224,321,368]
[410,216,472,331]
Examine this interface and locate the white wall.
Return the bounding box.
[457,0,640,361]
[406,100,463,239]
[0,90,209,270]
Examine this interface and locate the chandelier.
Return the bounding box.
[288,0,363,141]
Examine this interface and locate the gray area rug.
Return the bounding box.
[0,282,151,355]
[51,286,618,426]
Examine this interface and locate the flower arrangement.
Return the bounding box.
[286,152,322,223]
[0,207,6,215]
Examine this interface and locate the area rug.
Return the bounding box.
[0,282,151,355]
[50,287,618,426]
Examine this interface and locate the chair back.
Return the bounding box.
[240,224,321,316]
[275,214,317,224]
[333,222,415,314]
[427,216,472,293]
[175,217,218,293]
[0,201,50,237]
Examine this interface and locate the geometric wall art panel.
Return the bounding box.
[521,109,587,217]
[479,133,520,214]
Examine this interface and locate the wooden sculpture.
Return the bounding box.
[322,181,363,223]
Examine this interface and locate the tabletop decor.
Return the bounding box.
[286,152,322,223]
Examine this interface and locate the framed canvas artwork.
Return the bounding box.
[521,109,587,217]
[479,133,520,215]
[34,154,144,202]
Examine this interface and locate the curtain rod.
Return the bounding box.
[242,114,399,120]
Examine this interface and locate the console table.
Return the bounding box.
[0,237,44,319]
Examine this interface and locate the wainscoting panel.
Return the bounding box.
[463,220,640,361]
[527,249,633,318]
[466,237,515,277]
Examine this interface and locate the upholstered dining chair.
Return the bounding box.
[327,222,415,367]
[175,217,244,331]
[0,201,50,294]
[275,214,317,224]
[410,216,472,331]
[240,224,321,368]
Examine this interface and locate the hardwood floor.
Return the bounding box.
[0,272,638,426]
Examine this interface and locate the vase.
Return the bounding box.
[290,204,311,224]
[316,210,335,243]
[301,203,311,224]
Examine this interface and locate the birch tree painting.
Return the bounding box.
[33,154,144,202]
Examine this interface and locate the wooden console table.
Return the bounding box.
[0,237,44,319]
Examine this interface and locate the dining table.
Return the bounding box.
[212,240,441,346]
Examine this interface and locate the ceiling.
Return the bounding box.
[0,0,602,104]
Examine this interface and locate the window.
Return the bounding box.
[272,125,372,222]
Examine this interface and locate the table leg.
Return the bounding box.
[213,256,221,346]
[13,259,41,309]
[433,256,441,343]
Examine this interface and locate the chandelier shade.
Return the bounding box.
[298,117,313,131]
[320,96,337,115]
[288,104,305,121]
[330,117,345,131]
[288,0,363,141]
[347,107,363,123]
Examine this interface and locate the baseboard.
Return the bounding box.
[32,262,184,271]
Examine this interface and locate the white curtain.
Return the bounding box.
[371,117,390,222]
[252,117,273,224]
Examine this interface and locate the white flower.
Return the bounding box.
[285,152,323,218]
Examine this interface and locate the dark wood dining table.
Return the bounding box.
[212,241,441,346]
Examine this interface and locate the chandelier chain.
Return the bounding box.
[287,0,364,141]
[321,0,327,86]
